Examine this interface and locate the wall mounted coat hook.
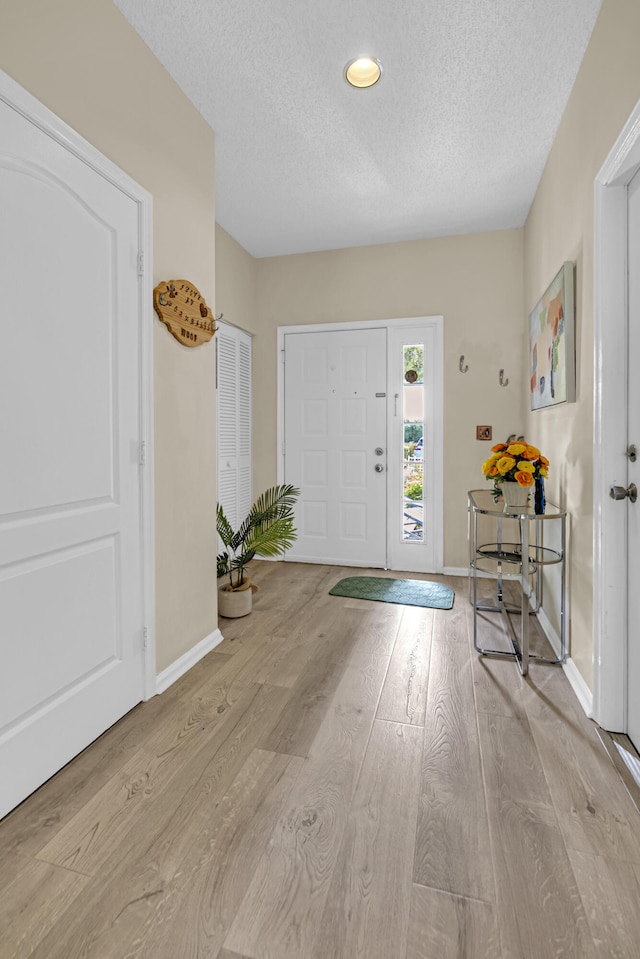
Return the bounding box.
[459,355,469,373]
[499,369,509,387]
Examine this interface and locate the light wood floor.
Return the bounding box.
[2,560,640,958]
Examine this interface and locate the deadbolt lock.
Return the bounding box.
[375,447,384,456]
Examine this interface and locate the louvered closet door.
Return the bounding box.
[217,323,252,531]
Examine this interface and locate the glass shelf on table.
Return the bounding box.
[468,488,565,520]
[475,542,563,566]
[471,555,536,579]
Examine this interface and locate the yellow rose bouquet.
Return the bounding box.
[482,441,549,491]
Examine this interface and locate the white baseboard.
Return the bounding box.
[562,657,594,718]
[456,563,593,717]
[156,628,225,695]
[443,566,469,577]
[531,603,594,717]
[526,601,593,716]
[535,604,562,659]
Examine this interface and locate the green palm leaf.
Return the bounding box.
[216,505,235,548]
[216,485,300,588]
[248,517,297,556]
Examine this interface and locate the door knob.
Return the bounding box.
[610,483,637,503]
[374,463,384,473]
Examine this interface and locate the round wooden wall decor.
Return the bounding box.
[153,279,216,347]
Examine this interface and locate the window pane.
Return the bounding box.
[403,345,424,542]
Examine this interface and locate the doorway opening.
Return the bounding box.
[277,317,443,573]
[593,97,640,740]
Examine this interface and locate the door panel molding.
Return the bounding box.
[593,96,640,730]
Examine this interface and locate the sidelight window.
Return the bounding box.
[402,344,424,543]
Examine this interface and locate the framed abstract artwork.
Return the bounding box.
[529,262,575,411]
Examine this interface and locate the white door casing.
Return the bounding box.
[278,318,443,573]
[593,97,640,732]
[626,167,640,748]
[0,71,154,819]
[283,327,387,567]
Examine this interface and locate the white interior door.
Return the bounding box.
[284,328,387,566]
[0,77,147,818]
[627,167,640,749]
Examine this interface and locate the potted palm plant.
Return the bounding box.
[216,484,300,617]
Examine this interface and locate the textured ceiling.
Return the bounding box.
[114,0,603,258]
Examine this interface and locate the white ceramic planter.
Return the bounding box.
[501,481,531,509]
[218,579,253,618]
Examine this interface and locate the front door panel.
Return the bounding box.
[284,328,387,566]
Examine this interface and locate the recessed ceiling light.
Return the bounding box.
[344,57,382,89]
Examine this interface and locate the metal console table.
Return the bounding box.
[468,489,566,676]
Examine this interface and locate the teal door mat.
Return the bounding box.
[329,576,454,609]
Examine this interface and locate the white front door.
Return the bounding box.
[627,167,640,749]
[0,77,147,818]
[281,320,444,572]
[284,328,387,566]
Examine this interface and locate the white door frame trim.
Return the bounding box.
[0,69,156,700]
[277,316,444,572]
[593,98,640,730]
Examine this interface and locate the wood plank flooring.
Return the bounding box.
[2,560,640,958]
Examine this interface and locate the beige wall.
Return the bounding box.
[0,0,217,672]
[215,225,259,335]
[254,230,525,570]
[12,0,632,688]
[523,0,640,689]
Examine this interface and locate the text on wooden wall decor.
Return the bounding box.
[153,280,216,347]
